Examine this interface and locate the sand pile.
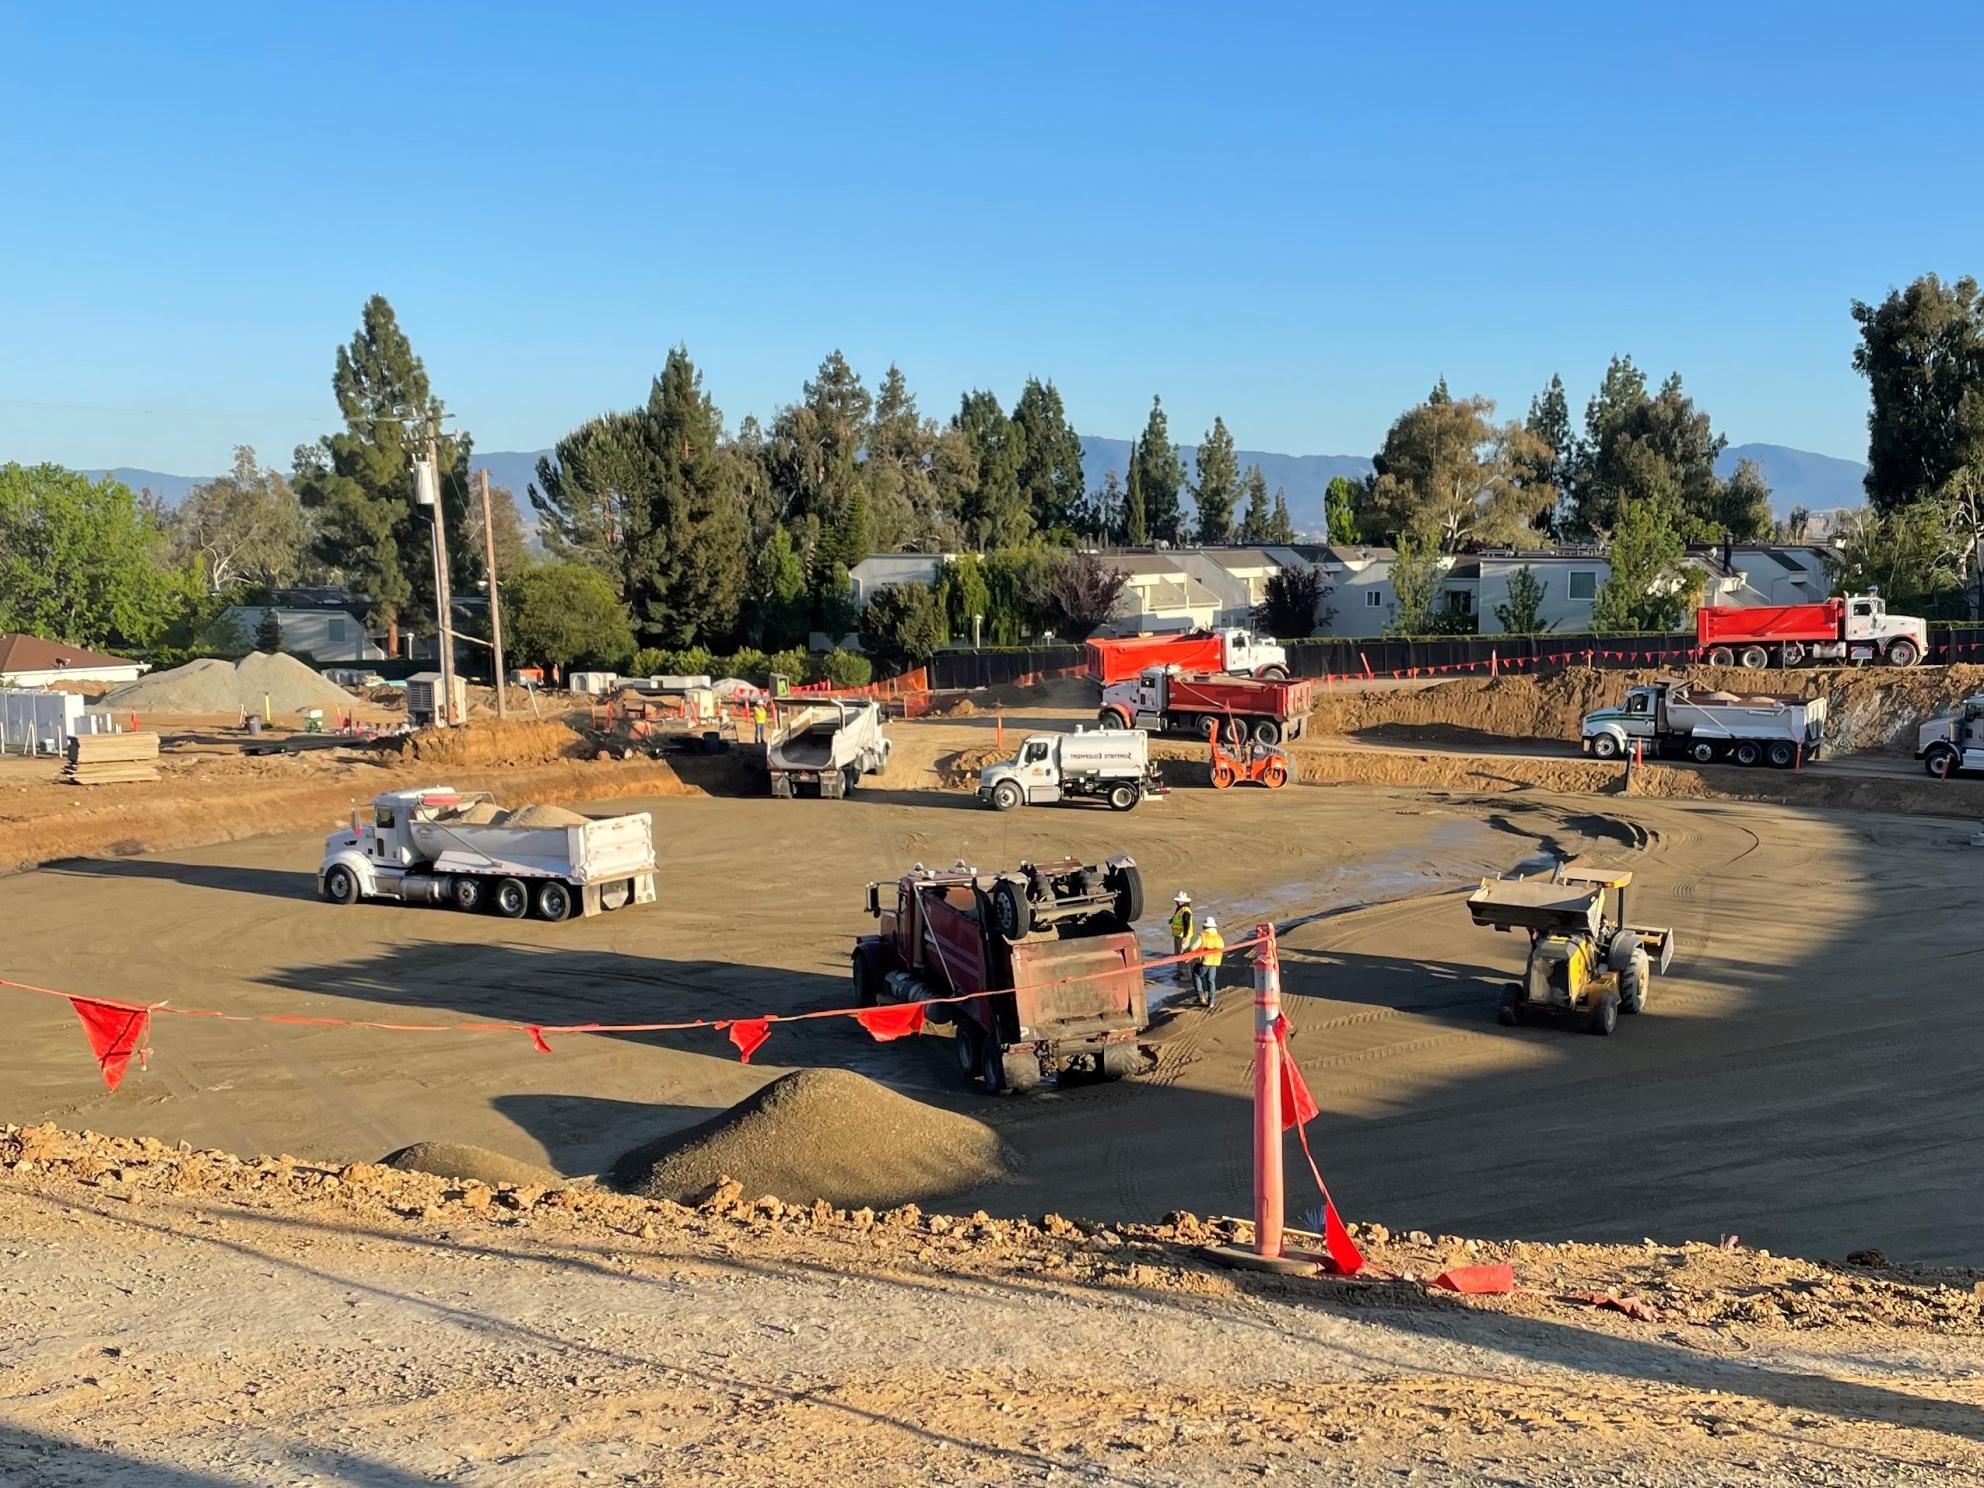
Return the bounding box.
[499,803,590,828]
[390,719,582,767]
[609,1068,1012,1208]
[1311,664,1984,756]
[382,1141,560,1188]
[101,652,358,715]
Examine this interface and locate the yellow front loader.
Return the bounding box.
[1466,867,1676,1036]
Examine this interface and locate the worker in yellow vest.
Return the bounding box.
[752,700,769,744]
[1168,891,1194,985]
[1190,916,1225,1008]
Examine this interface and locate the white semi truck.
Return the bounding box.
[978,728,1167,812]
[318,787,658,920]
[1581,681,1826,768]
[1917,694,1984,778]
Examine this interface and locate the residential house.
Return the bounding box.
[222,598,384,661]
[1310,545,1400,636]
[1170,548,1282,627]
[848,554,951,608]
[1694,543,1831,605]
[1100,553,1223,635]
[0,634,147,687]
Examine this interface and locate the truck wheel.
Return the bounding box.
[1591,733,1621,760]
[1108,861,1145,926]
[1740,646,1770,669]
[1688,740,1716,764]
[991,879,1032,942]
[532,880,573,922]
[1782,642,1807,667]
[1732,741,1763,767]
[955,1018,983,1078]
[1588,989,1620,1036]
[1620,949,1650,1014]
[1252,718,1283,745]
[1706,646,1735,668]
[1106,782,1137,811]
[1258,665,1288,681]
[492,878,529,919]
[1887,639,1920,666]
[1097,708,1129,731]
[450,876,484,912]
[1766,740,1796,769]
[1198,715,1220,742]
[991,780,1023,812]
[1100,1044,1139,1081]
[978,1036,1007,1095]
[850,944,880,1007]
[1926,743,1960,779]
[989,1044,1039,1094]
[322,865,360,906]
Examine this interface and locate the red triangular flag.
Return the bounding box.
[724,1017,772,1063]
[853,1003,926,1042]
[1322,1199,1365,1275]
[70,998,150,1092]
[526,1026,553,1054]
[1272,1015,1319,1129]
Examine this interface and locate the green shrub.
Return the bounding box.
[808,648,873,688]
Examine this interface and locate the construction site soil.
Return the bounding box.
[9,692,1984,1482]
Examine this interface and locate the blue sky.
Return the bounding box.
[3,1,1979,475]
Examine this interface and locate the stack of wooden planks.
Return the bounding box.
[65,731,161,785]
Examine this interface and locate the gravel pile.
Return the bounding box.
[609,1068,1012,1209]
[101,653,358,714]
[499,804,591,828]
[382,1141,560,1188]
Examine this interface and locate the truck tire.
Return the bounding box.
[533,880,574,922]
[1591,732,1621,760]
[1100,1044,1139,1081]
[991,879,1032,942]
[1258,665,1288,681]
[1587,989,1620,1036]
[1619,948,1650,1014]
[991,779,1023,812]
[1106,782,1138,812]
[1767,740,1796,769]
[1688,739,1716,764]
[1108,861,1145,926]
[979,1036,1007,1094]
[1252,718,1283,745]
[1740,646,1770,669]
[492,877,529,919]
[850,944,881,1007]
[1097,708,1130,731]
[322,864,360,906]
[1782,641,1807,667]
[1732,740,1763,767]
[955,1018,983,1078]
[1198,715,1220,742]
[1706,646,1735,667]
[1926,743,1960,779]
[1887,638,1921,666]
[450,876,484,912]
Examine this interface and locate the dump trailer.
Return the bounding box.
[1087,628,1289,684]
[318,787,658,920]
[851,856,1151,1093]
[762,698,891,799]
[1697,594,1925,668]
[1467,866,1676,1036]
[977,728,1167,812]
[1917,693,1984,778]
[1581,680,1825,768]
[1097,666,1315,744]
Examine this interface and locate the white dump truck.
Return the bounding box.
[1581,680,1826,768]
[318,787,658,920]
[1917,694,1984,778]
[763,698,892,799]
[978,728,1166,812]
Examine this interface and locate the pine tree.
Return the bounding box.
[1269,488,1296,543]
[1237,464,1271,542]
[1011,377,1085,537]
[953,390,1033,547]
[1095,470,1125,542]
[1123,438,1148,546]
[254,606,283,653]
[295,295,474,641]
[1191,416,1240,544]
[1134,397,1184,543]
[1323,476,1359,543]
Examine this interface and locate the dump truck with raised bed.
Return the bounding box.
[1468,866,1676,1036]
[318,787,658,920]
[1581,680,1825,768]
[1097,666,1314,744]
[1087,627,1289,685]
[977,728,1168,812]
[1697,594,1925,668]
[851,856,1151,1093]
[762,698,891,799]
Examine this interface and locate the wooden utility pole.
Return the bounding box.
[479,467,508,719]
[424,419,459,724]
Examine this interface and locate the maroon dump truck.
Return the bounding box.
[1097,666,1315,744]
[851,856,1150,1094]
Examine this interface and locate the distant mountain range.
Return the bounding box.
[85,437,1868,537]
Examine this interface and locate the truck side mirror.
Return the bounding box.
[865,883,879,916]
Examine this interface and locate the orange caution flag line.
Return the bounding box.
[0,935,1267,1092]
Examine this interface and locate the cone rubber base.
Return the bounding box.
[1199,1243,1325,1277]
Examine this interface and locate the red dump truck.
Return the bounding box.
[1097,666,1314,744]
[851,856,1150,1094]
[1086,627,1290,684]
[1697,594,1926,668]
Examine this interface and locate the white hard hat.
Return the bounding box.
[1202,916,1218,930]
[1174,890,1191,902]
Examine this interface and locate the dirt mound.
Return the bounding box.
[499,803,590,828]
[1313,664,1984,756]
[609,1068,1012,1208]
[101,652,358,715]
[381,1141,559,1188]
[389,719,583,767]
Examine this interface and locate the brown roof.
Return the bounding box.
[0,633,138,672]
